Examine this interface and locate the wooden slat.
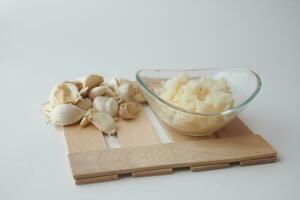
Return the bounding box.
[216,118,253,138]
[132,168,173,177]
[69,135,277,179]
[64,124,107,154]
[75,175,119,185]
[117,107,160,147]
[240,157,277,166]
[159,119,216,142]
[190,163,230,172]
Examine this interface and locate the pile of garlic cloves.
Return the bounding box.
[41,74,146,135]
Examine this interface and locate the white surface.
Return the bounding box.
[1,0,299,199]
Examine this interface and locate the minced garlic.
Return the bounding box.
[154,73,235,135]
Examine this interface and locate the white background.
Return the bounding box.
[1,0,299,199]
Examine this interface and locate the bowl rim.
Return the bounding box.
[136,67,262,117]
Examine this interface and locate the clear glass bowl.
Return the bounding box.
[136,68,261,136]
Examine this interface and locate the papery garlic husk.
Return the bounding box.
[88,85,108,99]
[104,87,116,97]
[85,109,117,135]
[108,78,121,91]
[41,101,53,119]
[79,109,93,127]
[50,104,85,126]
[76,98,92,110]
[65,81,83,91]
[119,102,141,119]
[93,96,118,117]
[115,82,135,103]
[78,74,103,90]
[49,82,81,106]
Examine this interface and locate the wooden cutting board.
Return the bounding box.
[63,106,277,185]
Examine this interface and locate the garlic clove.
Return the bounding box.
[50,104,85,126]
[104,87,116,97]
[88,85,108,99]
[119,102,141,119]
[76,98,92,110]
[78,74,104,90]
[88,110,118,135]
[115,82,135,103]
[133,90,146,103]
[49,82,81,106]
[93,96,118,117]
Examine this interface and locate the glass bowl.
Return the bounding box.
[136,68,261,136]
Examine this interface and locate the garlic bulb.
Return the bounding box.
[88,86,107,99]
[76,98,92,110]
[49,82,81,106]
[78,74,103,90]
[93,96,118,117]
[90,110,118,135]
[119,102,141,119]
[50,104,85,126]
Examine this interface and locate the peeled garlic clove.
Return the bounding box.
[78,74,104,90]
[76,98,92,110]
[115,82,135,102]
[90,111,118,135]
[50,104,85,126]
[93,96,118,117]
[88,86,107,99]
[49,82,81,105]
[119,102,140,119]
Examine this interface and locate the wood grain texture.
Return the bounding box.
[216,118,253,138]
[117,107,160,147]
[69,135,276,179]
[190,163,230,172]
[132,168,173,177]
[64,124,107,154]
[75,175,119,185]
[240,157,277,166]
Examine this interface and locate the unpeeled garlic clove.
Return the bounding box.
[104,87,116,97]
[78,74,103,90]
[88,85,107,99]
[50,104,85,126]
[93,96,118,117]
[76,98,92,110]
[87,109,117,135]
[115,82,135,103]
[49,82,81,106]
[119,102,140,119]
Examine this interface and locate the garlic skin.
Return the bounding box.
[50,104,85,126]
[78,74,103,90]
[91,111,118,135]
[119,102,141,119]
[88,86,107,99]
[41,101,53,119]
[93,96,118,117]
[115,83,135,103]
[108,78,121,91]
[49,82,81,106]
[104,87,116,97]
[76,98,92,110]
